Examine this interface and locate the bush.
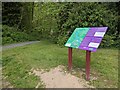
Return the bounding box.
[57,34,69,46]
[55,3,118,48]
[34,3,118,48]
[2,37,13,44]
[100,35,115,48]
[2,25,37,45]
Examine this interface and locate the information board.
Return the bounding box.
[65,27,108,52]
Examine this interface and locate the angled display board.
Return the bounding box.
[65,27,108,80]
[65,27,108,52]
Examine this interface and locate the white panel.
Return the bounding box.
[94,32,105,37]
[88,42,99,48]
[65,43,71,47]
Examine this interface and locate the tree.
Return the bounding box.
[2,2,22,27]
[20,2,34,32]
[2,2,34,32]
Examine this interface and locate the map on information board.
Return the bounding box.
[65,27,108,52]
[65,28,89,48]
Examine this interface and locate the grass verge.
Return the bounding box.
[1,40,118,88]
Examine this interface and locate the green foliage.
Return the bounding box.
[2,25,36,45]
[57,34,69,46]
[100,35,115,48]
[100,34,120,48]
[2,37,14,44]
[33,2,60,41]
[56,3,118,46]
[33,2,118,47]
[113,36,120,48]
[2,2,119,47]
[2,2,34,32]
[2,2,22,27]
[20,2,34,32]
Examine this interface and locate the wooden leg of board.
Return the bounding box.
[86,50,91,80]
[68,47,72,70]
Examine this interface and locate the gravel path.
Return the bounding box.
[1,41,40,51]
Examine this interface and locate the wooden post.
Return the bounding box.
[86,50,91,80]
[68,47,72,70]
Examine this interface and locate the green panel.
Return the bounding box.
[65,28,89,48]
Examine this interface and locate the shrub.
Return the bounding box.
[56,3,118,48]
[2,25,37,45]
[100,35,115,48]
[2,37,13,44]
[57,34,69,46]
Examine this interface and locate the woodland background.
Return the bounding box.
[2,2,119,48]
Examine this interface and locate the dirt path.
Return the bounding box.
[1,41,40,51]
[33,65,94,88]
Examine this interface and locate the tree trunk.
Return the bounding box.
[20,2,33,33]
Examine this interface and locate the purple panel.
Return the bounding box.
[79,46,97,52]
[88,47,97,52]
[97,27,108,32]
[79,46,89,51]
[91,37,102,43]
[86,28,97,36]
[80,37,92,47]
[79,27,108,52]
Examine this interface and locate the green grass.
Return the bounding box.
[1,40,118,88]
